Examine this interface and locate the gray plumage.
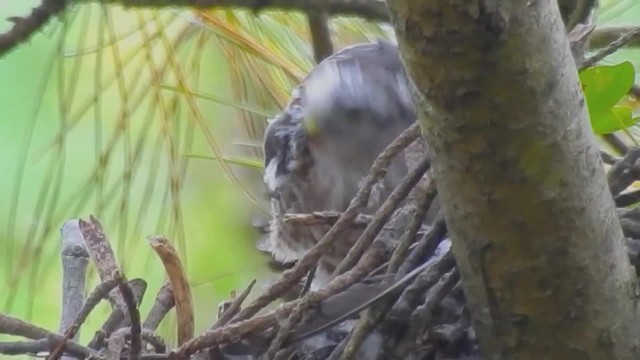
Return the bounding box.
[261,40,420,286]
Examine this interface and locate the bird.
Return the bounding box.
[260,39,425,287]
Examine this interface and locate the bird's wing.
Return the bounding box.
[300,39,415,130]
[260,40,423,276]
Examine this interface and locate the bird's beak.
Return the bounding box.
[302,114,320,138]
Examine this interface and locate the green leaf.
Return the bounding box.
[580,61,635,114]
[579,62,637,135]
[590,106,639,135]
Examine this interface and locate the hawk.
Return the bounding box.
[261,40,426,286]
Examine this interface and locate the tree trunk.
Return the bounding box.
[386,1,640,359]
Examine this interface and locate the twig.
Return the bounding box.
[616,189,640,207]
[0,335,98,358]
[115,273,142,360]
[106,328,127,360]
[174,241,390,359]
[389,250,456,323]
[607,147,640,196]
[139,329,168,354]
[109,327,168,354]
[630,84,640,99]
[332,156,431,277]
[0,0,68,59]
[79,216,127,311]
[603,133,629,156]
[580,26,640,70]
[569,22,595,66]
[337,248,454,360]
[72,0,390,22]
[142,282,175,331]
[266,241,391,358]
[307,11,334,63]
[214,279,257,328]
[290,240,396,340]
[58,219,89,359]
[397,217,448,278]
[391,269,460,360]
[71,278,120,329]
[388,183,437,273]
[0,314,98,358]
[88,279,147,350]
[174,309,284,359]
[600,150,620,165]
[0,313,52,339]
[148,236,194,345]
[590,26,640,50]
[299,266,316,298]
[283,211,372,227]
[47,277,121,360]
[231,123,421,323]
[324,185,438,359]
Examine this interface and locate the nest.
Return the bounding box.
[2,124,640,360]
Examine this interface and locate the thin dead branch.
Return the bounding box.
[214,279,257,328]
[607,147,640,196]
[283,211,372,227]
[115,273,142,360]
[88,279,147,350]
[332,156,431,277]
[47,277,121,360]
[148,236,194,345]
[142,282,175,331]
[79,216,127,311]
[59,219,90,358]
[580,26,640,70]
[388,183,437,274]
[0,314,99,358]
[590,26,640,49]
[0,0,67,58]
[76,0,390,22]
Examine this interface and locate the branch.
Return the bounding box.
[88,279,147,350]
[307,12,334,63]
[580,26,640,70]
[58,219,89,358]
[283,211,372,226]
[47,277,122,360]
[77,0,390,22]
[115,274,142,360]
[0,314,99,358]
[607,147,640,196]
[0,0,67,59]
[590,26,640,50]
[214,280,257,328]
[0,336,97,359]
[79,216,127,311]
[142,282,175,331]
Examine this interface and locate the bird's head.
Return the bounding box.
[299,53,414,165]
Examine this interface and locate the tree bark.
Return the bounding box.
[386,1,640,359]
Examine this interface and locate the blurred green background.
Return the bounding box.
[0,0,639,355]
[0,0,393,351]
